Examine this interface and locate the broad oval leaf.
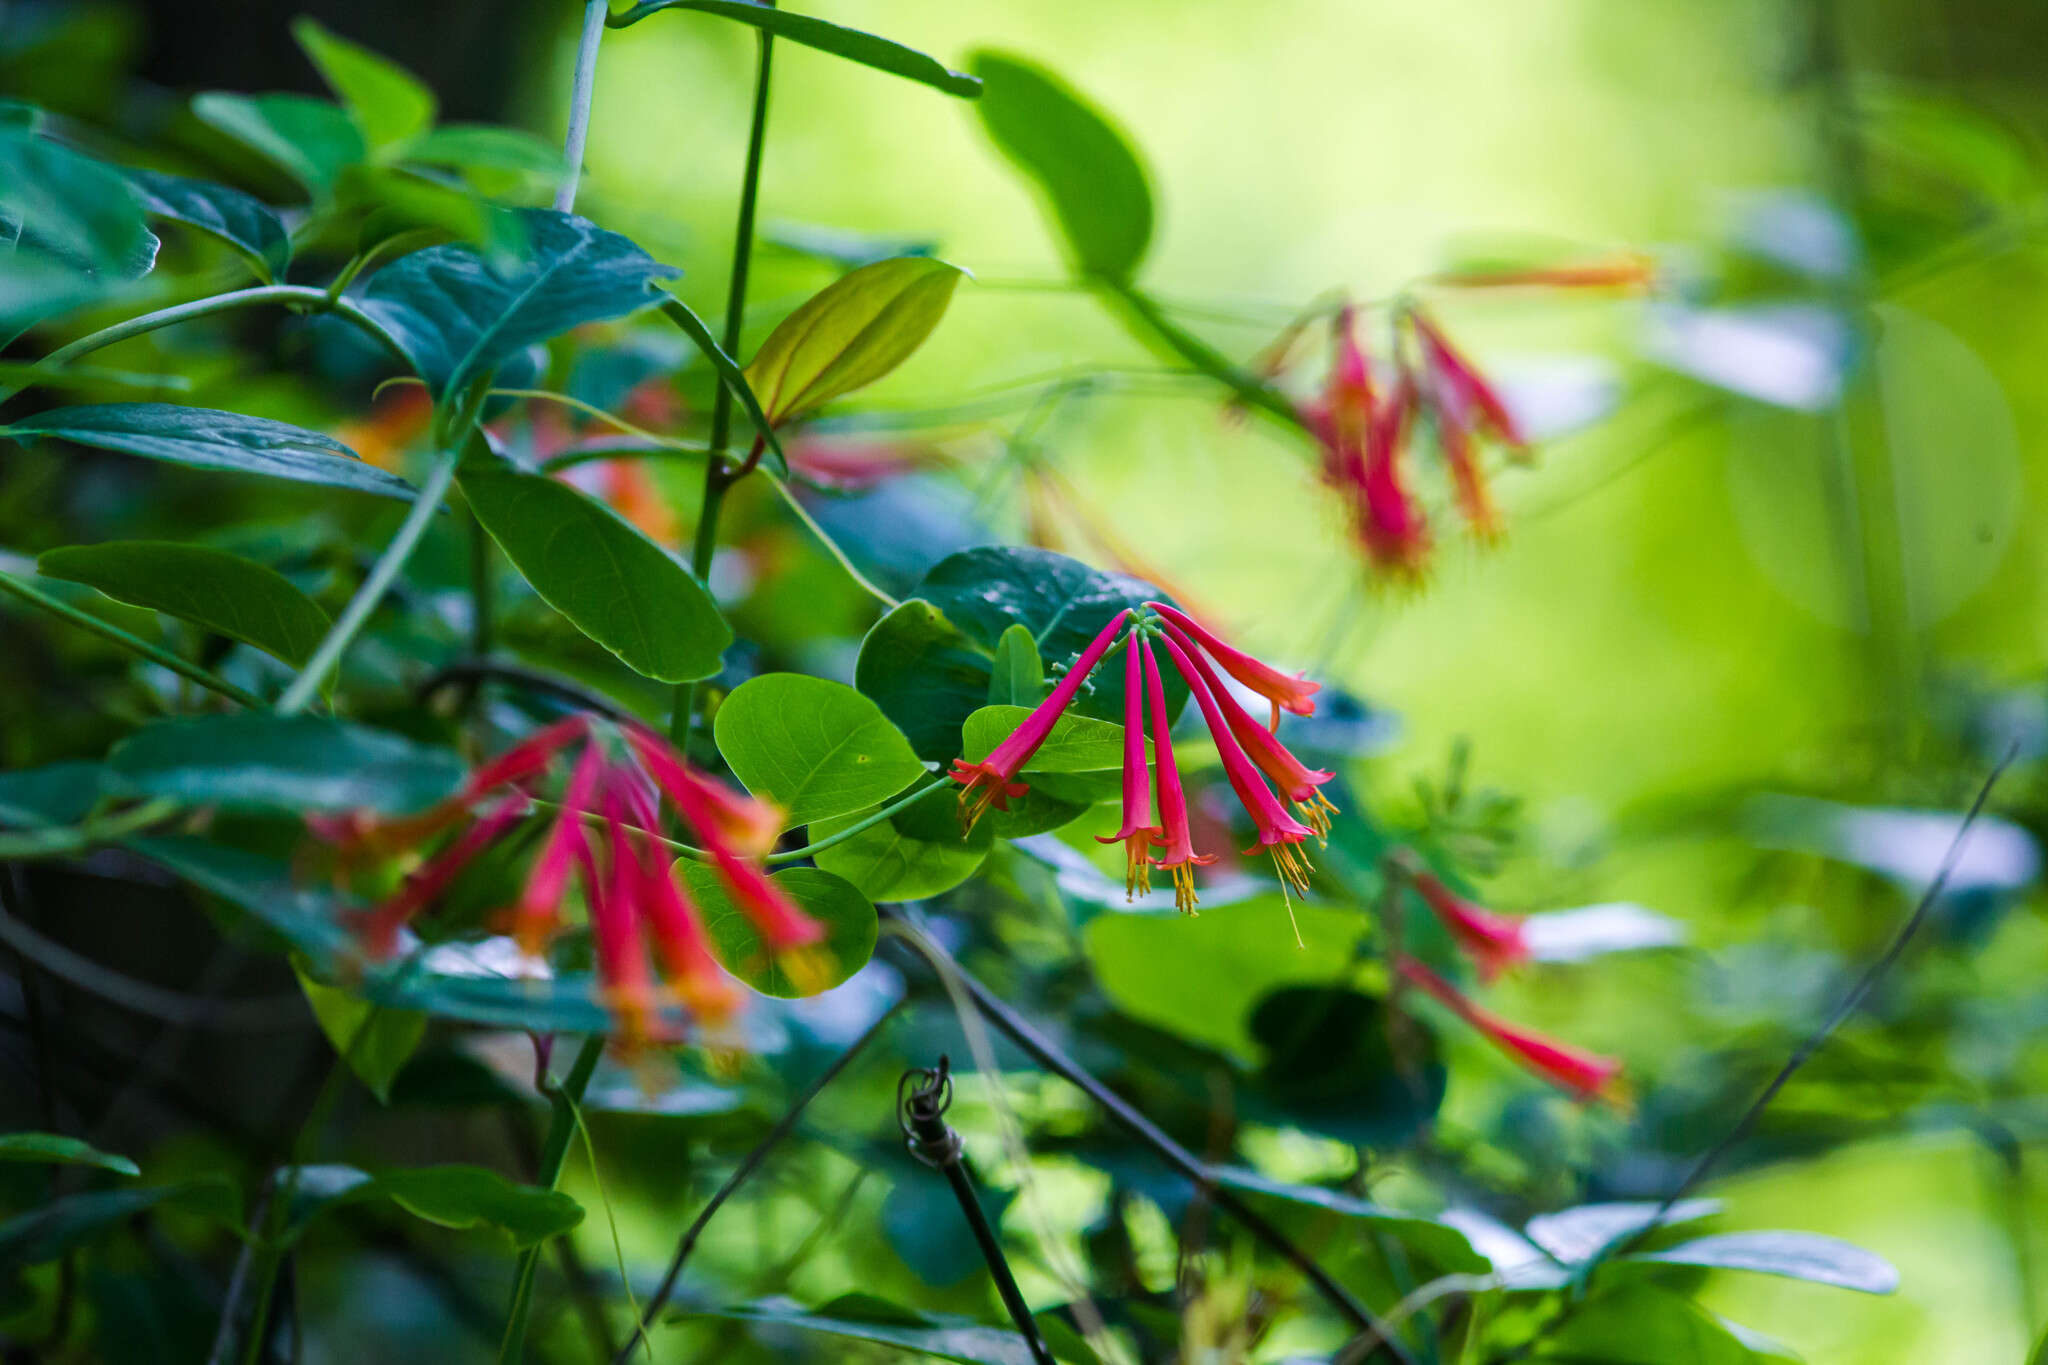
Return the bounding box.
[107,714,466,814]
[0,762,104,829]
[291,17,436,151]
[293,964,427,1105]
[126,168,290,281]
[743,256,965,425]
[985,622,1043,705]
[192,92,367,197]
[1524,1199,1722,1266]
[282,1163,581,1249]
[853,599,996,763]
[686,864,876,998]
[460,459,730,683]
[0,1179,239,1269]
[0,1133,139,1178]
[0,404,417,501]
[713,673,924,827]
[403,124,568,177]
[39,540,330,668]
[1632,1230,1900,1294]
[609,2,981,98]
[811,785,990,902]
[359,209,680,397]
[969,51,1153,282]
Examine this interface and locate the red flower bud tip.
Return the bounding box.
[951,609,1131,833]
[1396,956,1623,1103]
[1095,631,1164,899]
[1410,870,1529,983]
[1159,632,1316,937]
[1159,621,1337,842]
[1144,601,1319,731]
[1139,637,1216,914]
[624,722,783,858]
[1434,403,1504,541]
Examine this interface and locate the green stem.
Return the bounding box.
[556,0,609,214]
[668,12,777,745]
[1096,278,1307,432]
[2,285,406,404]
[0,797,181,862]
[469,513,494,660]
[277,448,460,715]
[0,569,265,709]
[498,1034,606,1365]
[527,775,949,866]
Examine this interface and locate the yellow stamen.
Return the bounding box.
[1295,790,1339,844]
[1169,862,1200,916]
[1270,843,1314,947]
[957,782,1001,836]
[1125,841,1153,901]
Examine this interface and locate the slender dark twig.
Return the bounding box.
[610,996,901,1364]
[415,659,635,722]
[881,912,1419,1365]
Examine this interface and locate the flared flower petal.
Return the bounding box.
[1410,870,1529,983]
[1144,602,1319,729]
[952,609,1131,830]
[1397,956,1622,1102]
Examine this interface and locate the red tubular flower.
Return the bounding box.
[590,792,663,1048]
[1158,622,1337,841]
[950,609,1131,831]
[362,791,532,955]
[1307,306,1376,485]
[1140,637,1215,914]
[1158,633,1316,912]
[1431,255,1655,291]
[1434,401,1503,540]
[625,722,781,858]
[1144,601,1318,730]
[1355,373,1432,579]
[1396,956,1623,1103]
[1410,870,1529,983]
[1095,633,1163,898]
[618,784,739,1023]
[1411,309,1526,455]
[513,740,606,954]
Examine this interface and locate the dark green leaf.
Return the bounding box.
[107,714,466,814]
[657,292,787,476]
[290,18,436,151]
[122,835,358,960]
[961,706,1123,774]
[359,208,679,397]
[1631,1231,1899,1294]
[0,404,417,501]
[0,762,102,829]
[853,599,997,763]
[676,1296,1063,1365]
[281,1163,581,1248]
[969,51,1152,281]
[812,786,990,901]
[403,125,568,177]
[0,1179,238,1273]
[126,168,290,281]
[191,92,367,197]
[0,1134,139,1178]
[1535,1284,1768,1365]
[39,540,331,668]
[609,2,981,98]
[687,864,876,998]
[1246,985,1445,1147]
[742,256,966,425]
[985,623,1043,705]
[0,129,157,285]
[713,673,925,827]
[460,458,730,683]
[293,965,427,1105]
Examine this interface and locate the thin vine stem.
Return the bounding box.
[277,448,460,715]
[556,0,609,215]
[498,1034,607,1365]
[763,474,901,608]
[0,569,266,709]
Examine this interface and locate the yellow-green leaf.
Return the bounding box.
[742,256,965,426]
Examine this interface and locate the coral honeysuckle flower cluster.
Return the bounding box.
[950,601,1328,916]
[1267,256,1653,580]
[1402,862,1624,1105]
[309,714,821,1046]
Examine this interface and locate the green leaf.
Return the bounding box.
[0,762,103,829]
[853,547,1180,763]
[961,706,1123,774]
[365,957,614,1034]
[812,787,990,901]
[1524,1200,1722,1266]
[969,51,1152,282]
[1245,985,1445,1147]
[1084,897,1371,1061]
[125,168,290,281]
[39,540,331,668]
[1631,1231,1899,1294]
[677,1295,1071,1365]
[742,256,965,426]
[0,1134,138,1178]
[1536,1284,1772,1365]
[403,124,568,177]
[609,2,981,98]
[358,208,680,397]
[290,18,436,151]
[0,1179,238,1272]
[0,129,157,286]
[192,92,367,197]
[1208,1167,1486,1274]
[985,623,1043,705]
[0,403,417,501]
[281,1164,581,1249]
[122,835,358,960]
[687,865,876,998]
[459,458,730,683]
[658,292,788,477]
[713,674,925,827]
[293,965,427,1105]
[107,714,466,814]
